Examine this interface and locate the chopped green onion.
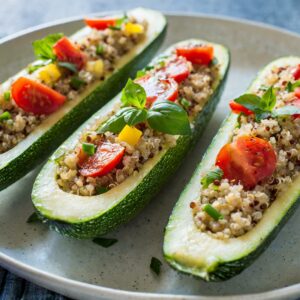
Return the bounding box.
[201,167,223,188]
[96,44,104,55]
[150,257,162,275]
[82,142,96,156]
[70,76,85,90]
[93,237,118,248]
[202,204,223,221]
[180,98,191,110]
[0,111,11,121]
[96,186,109,194]
[3,91,11,102]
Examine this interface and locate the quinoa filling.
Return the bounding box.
[56,46,220,196]
[0,16,147,154]
[192,64,300,239]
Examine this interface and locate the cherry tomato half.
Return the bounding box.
[79,142,125,177]
[229,100,253,116]
[11,77,66,115]
[53,37,86,70]
[216,135,277,189]
[176,46,214,65]
[84,18,116,30]
[292,64,300,80]
[135,75,178,106]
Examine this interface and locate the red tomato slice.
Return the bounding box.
[176,46,214,65]
[292,64,300,80]
[229,100,253,115]
[84,18,116,30]
[79,142,125,177]
[11,77,66,115]
[135,75,178,106]
[216,136,276,189]
[53,37,86,70]
[157,57,190,83]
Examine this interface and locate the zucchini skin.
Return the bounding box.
[0,25,166,191]
[36,49,230,239]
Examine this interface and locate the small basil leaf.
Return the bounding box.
[234,94,262,112]
[57,62,78,73]
[150,257,162,276]
[123,107,147,126]
[32,33,64,60]
[272,105,300,116]
[255,111,271,122]
[147,100,191,135]
[121,79,146,109]
[93,238,118,248]
[260,86,276,111]
[201,167,223,189]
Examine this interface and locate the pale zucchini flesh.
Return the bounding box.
[163,56,300,281]
[0,8,167,191]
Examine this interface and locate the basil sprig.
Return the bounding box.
[201,167,223,189]
[234,86,300,120]
[98,78,191,135]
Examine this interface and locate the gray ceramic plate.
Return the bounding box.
[1,11,300,300]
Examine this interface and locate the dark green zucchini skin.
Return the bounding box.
[36,51,230,239]
[0,26,166,191]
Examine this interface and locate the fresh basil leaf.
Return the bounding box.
[93,237,118,248]
[234,94,262,112]
[26,212,40,223]
[260,86,276,111]
[254,111,271,122]
[147,100,191,135]
[123,107,147,126]
[150,257,162,276]
[201,167,223,189]
[286,80,300,92]
[32,33,64,60]
[272,105,300,116]
[57,61,78,73]
[121,79,146,109]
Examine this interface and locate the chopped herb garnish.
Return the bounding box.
[96,44,104,55]
[82,142,96,156]
[150,257,162,275]
[26,212,40,223]
[96,186,109,194]
[180,98,191,110]
[3,91,11,102]
[201,167,223,188]
[0,111,11,121]
[202,204,223,221]
[32,33,64,60]
[57,61,78,73]
[286,80,300,92]
[93,237,118,248]
[70,76,86,90]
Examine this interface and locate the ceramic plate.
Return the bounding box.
[1,11,300,300]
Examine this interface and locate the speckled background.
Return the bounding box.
[0,1,300,299]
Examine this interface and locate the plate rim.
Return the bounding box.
[1,9,300,300]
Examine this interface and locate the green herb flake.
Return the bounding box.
[201,167,223,189]
[96,186,109,195]
[93,237,118,248]
[70,76,86,90]
[150,257,162,275]
[0,111,11,121]
[202,204,223,221]
[180,98,191,110]
[96,44,104,55]
[32,33,64,60]
[26,212,40,223]
[57,62,78,73]
[3,91,11,102]
[121,79,146,109]
[82,143,96,156]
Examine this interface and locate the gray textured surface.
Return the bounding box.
[0,1,300,299]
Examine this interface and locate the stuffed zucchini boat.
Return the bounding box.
[164,56,300,281]
[0,8,166,190]
[32,39,230,239]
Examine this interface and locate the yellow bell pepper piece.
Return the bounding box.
[86,59,104,78]
[118,125,142,146]
[38,63,61,85]
[124,23,144,35]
